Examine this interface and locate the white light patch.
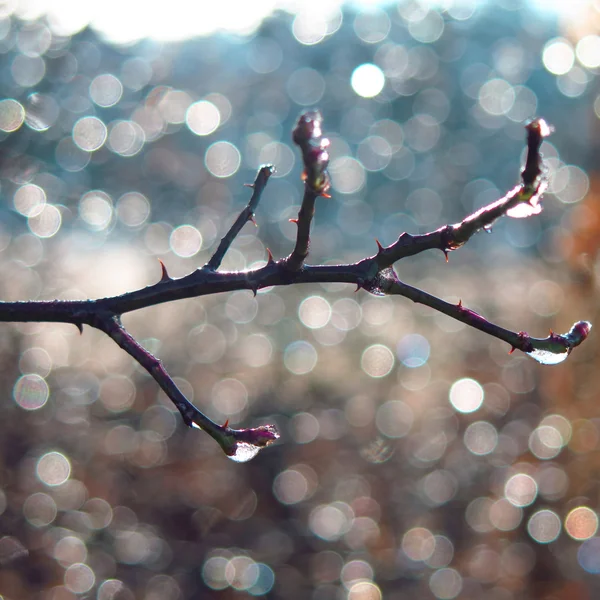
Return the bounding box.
[542,38,575,76]
[6,1,594,46]
[351,64,385,98]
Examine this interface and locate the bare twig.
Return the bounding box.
[285,110,331,271]
[0,114,591,460]
[375,118,552,266]
[206,164,274,271]
[380,273,590,364]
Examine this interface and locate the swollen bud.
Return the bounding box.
[293,110,323,145]
[293,110,331,196]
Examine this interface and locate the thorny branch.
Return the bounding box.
[0,112,591,461]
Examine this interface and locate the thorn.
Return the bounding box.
[248,215,257,226]
[375,239,384,253]
[289,218,299,224]
[158,259,170,282]
[510,331,531,354]
[457,299,463,309]
[355,279,364,292]
[266,248,274,264]
[321,192,331,199]
[223,419,229,428]
[243,183,254,188]
[443,250,449,263]
[75,322,83,334]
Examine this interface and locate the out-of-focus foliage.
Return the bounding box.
[0,2,599,598]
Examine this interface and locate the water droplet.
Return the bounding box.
[367,285,386,297]
[364,267,398,297]
[527,349,569,365]
[226,442,262,463]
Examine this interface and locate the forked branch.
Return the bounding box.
[0,112,591,461]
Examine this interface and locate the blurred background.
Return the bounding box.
[0,0,599,598]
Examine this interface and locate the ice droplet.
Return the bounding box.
[226,442,262,463]
[365,267,398,297]
[367,285,386,297]
[527,349,569,365]
[507,203,543,219]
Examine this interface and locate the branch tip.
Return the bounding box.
[521,117,552,189]
[206,165,273,271]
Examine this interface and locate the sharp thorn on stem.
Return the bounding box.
[266,248,274,264]
[289,218,299,224]
[158,259,170,283]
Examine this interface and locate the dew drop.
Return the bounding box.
[527,349,569,365]
[227,442,262,463]
[365,267,398,297]
[367,286,385,297]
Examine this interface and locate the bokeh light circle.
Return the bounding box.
[205,141,241,178]
[361,344,394,378]
[527,509,561,544]
[449,378,484,413]
[0,98,25,132]
[565,507,598,541]
[36,451,71,487]
[186,100,220,136]
[284,341,317,375]
[505,473,538,507]
[73,116,108,152]
[429,568,462,599]
[13,373,49,410]
[351,64,385,98]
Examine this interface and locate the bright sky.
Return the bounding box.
[6,0,595,44]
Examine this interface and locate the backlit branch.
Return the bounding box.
[0,113,591,461]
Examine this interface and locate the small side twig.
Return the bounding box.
[379,274,590,363]
[206,164,274,271]
[96,314,279,460]
[285,111,331,271]
[375,118,552,267]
